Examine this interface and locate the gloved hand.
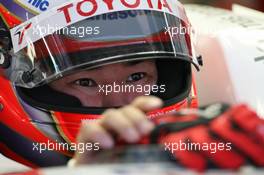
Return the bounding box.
[149,103,264,171]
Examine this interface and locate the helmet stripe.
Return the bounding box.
[0,3,21,28]
[0,0,35,22]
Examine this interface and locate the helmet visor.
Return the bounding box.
[9,9,198,88]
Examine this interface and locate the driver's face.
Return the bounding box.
[50,60,158,107]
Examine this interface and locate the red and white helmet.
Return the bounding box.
[0,0,200,167]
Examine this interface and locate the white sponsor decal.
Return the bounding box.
[11,0,187,53]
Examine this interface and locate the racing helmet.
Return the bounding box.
[0,0,201,167]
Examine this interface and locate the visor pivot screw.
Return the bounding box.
[197,55,203,66]
[0,51,11,69]
[0,103,3,112]
[22,71,34,83]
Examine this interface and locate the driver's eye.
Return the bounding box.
[74,78,97,87]
[126,72,146,83]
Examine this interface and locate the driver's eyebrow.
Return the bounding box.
[124,60,144,66]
